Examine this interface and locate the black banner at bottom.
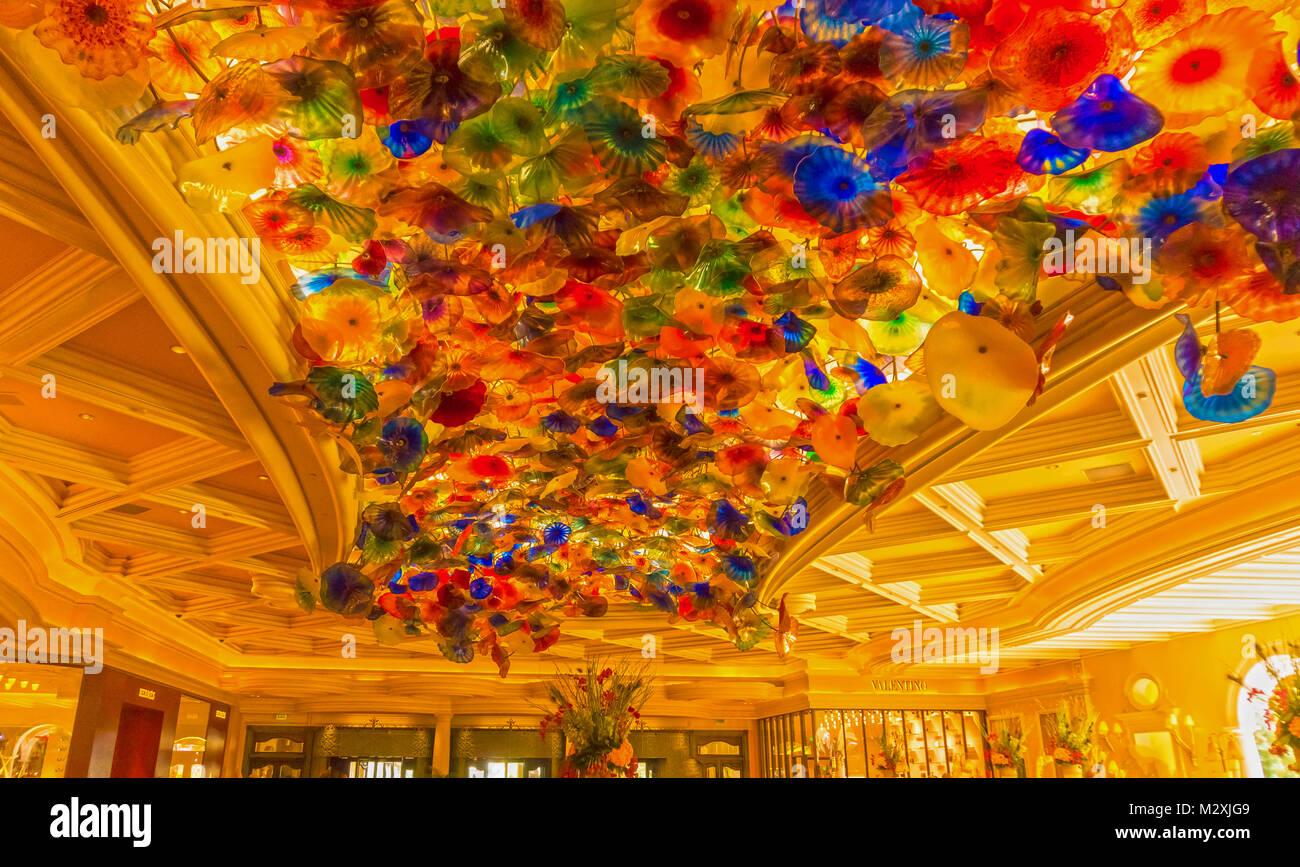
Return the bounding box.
[0,778,1285,854]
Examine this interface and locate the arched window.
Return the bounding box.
[1236,655,1300,779]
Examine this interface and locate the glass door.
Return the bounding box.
[465,758,549,778]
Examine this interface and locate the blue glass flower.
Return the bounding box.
[720,554,757,585]
[378,416,428,472]
[510,202,563,229]
[684,118,740,160]
[587,416,618,437]
[541,409,581,433]
[678,407,707,434]
[709,500,751,540]
[1183,369,1275,424]
[406,571,439,592]
[862,89,987,179]
[1016,129,1089,175]
[849,356,887,392]
[793,146,893,234]
[603,403,644,421]
[469,577,493,600]
[1051,75,1162,152]
[804,357,830,391]
[440,642,474,664]
[1135,192,1201,249]
[878,13,967,88]
[774,312,816,353]
[289,266,384,301]
[541,522,571,545]
[380,119,436,159]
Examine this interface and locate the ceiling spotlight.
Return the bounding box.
[77,412,94,421]
[169,345,187,354]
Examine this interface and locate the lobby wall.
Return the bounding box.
[1080,610,1300,777]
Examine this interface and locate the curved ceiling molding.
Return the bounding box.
[0,43,352,576]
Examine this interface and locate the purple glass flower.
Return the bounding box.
[1222,148,1300,243]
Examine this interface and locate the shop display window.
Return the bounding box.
[758,709,989,778]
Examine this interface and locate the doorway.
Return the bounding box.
[694,733,746,778]
[110,704,165,778]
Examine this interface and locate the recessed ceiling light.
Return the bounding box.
[77,412,94,421]
[1084,462,1135,482]
[257,474,269,480]
[170,345,186,354]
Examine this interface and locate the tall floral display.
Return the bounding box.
[1232,641,1300,774]
[538,658,652,778]
[1046,709,1095,778]
[987,728,1024,778]
[3,0,1296,677]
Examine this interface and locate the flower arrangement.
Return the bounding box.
[1231,640,1300,772]
[537,657,653,778]
[987,729,1024,775]
[1046,709,1095,768]
[871,734,903,776]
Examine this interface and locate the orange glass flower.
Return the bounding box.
[989,7,1135,111]
[147,21,219,94]
[1157,223,1256,307]
[34,0,155,80]
[1124,0,1205,48]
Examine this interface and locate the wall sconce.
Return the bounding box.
[1097,720,1124,751]
[1092,720,1129,777]
[1168,711,1196,770]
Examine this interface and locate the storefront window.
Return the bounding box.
[758,708,989,778]
[0,663,81,779]
[168,696,210,778]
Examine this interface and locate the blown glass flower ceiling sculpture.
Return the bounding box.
[8,0,1299,676]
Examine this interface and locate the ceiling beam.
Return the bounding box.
[817,553,959,623]
[56,437,256,523]
[916,483,1043,583]
[0,249,136,365]
[980,476,1173,531]
[1111,352,1203,503]
[0,121,111,258]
